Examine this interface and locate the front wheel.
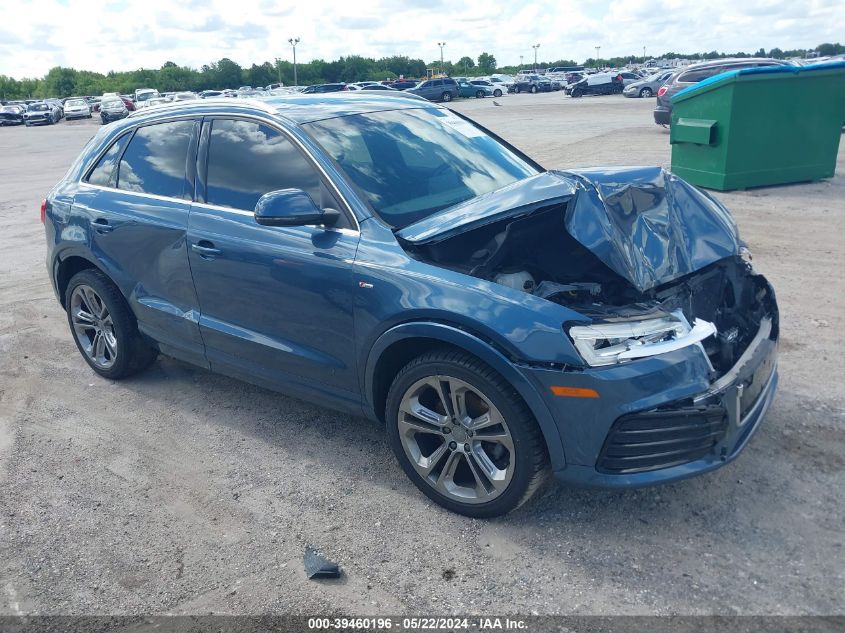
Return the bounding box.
[639,87,653,98]
[441,92,452,102]
[571,90,582,98]
[65,269,158,379]
[386,350,549,518]
[530,85,538,94]
[513,86,520,94]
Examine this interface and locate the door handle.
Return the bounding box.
[191,241,221,258]
[91,218,114,234]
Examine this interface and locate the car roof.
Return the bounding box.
[683,57,790,69]
[124,92,440,125]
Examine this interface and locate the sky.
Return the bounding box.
[1,0,843,78]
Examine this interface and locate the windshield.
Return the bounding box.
[136,91,158,101]
[29,104,49,111]
[66,99,85,107]
[102,99,123,108]
[304,108,538,228]
[1,106,21,112]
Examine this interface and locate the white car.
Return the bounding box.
[134,89,161,109]
[486,75,514,95]
[63,98,91,119]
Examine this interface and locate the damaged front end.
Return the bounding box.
[397,166,778,380]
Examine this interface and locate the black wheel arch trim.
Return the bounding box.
[363,321,567,471]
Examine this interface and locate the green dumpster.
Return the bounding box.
[669,61,845,191]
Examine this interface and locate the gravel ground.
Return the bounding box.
[0,94,843,616]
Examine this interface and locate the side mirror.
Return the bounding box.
[254,189,340,228]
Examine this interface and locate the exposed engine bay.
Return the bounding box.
[401,201,778,377]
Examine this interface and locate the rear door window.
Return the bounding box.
[677,67,724,83]
[117,120,195,199]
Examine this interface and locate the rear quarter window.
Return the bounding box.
[85,133,131,188]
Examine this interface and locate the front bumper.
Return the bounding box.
[521,310,778,489]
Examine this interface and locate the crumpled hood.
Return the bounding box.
[398,167,740,293]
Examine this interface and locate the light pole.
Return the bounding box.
[519,55,523,70]
[275,57,282,84]
[288,37,300,86]
[532,44,540,71]
[595,46,601,68]
[437,42,446,76]
[643,46,646,61]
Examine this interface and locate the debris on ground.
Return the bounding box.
[304,546,341,579]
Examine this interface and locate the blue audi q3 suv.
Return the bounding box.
[44,94,778,516]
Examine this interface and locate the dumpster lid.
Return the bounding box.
[672,60,845,103]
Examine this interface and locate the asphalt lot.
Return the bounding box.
[0,93,843,616]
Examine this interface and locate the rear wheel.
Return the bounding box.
[493,89,502,97]
[475,90,484,99]
[441,92,452,102]
[639,87,653,98]
[65,269,158,379]
[386,349,549,518]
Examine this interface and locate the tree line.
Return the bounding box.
[1,43,841,100]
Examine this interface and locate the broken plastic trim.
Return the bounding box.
[304,546,341,580]
[568,314,717,367]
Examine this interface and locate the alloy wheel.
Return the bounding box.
[70,284,118,369]
[397,375,514,504]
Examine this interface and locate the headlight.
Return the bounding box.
[567,313,716,367]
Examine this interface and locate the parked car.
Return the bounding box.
[43,94,779,517]
[200,90,224,98]
[470,79,504,98]
[63,98,92,119]
[486,76,514,94]
[172,92,199,101]
[384,80,418,90]
[654,58,794,125]
[458,80,493,98]
[118,97,136,111]
[359,85,398,92]
[404,78,459,102]
[508,75,552,94]
[569,73,624,97]
[146,97,170,108]
[0,104,26,126]
[24,102,60,126]
[99,96,129,124]
[134,89,161,109]
[616,72,642,86]
[301,83,348,94]
[623,70,673,98]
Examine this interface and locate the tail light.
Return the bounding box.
[657,86,668,97]
[40,199,47,224]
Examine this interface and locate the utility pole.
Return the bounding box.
[643,46,646,61]
[275,57,282,84]
[437,42,446,76]
[595,46,601,68]
[532,44,540,71]
[288,37,300,86]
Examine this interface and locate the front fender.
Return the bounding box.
[364,321,566,471]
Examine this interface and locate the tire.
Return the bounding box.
[513,86,520,94]
[493,89,502,97]
[639,87,653,98]
[386,349,549,518]
[475,90,484,99]
[530,85,538,94]
[65,269,158,380]
[571,90,582,98]
[441,92,452,102]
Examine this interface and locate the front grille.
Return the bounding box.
[597,406,727,474]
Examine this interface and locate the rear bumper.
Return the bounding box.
[653,106,671,125]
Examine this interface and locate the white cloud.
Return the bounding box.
[1,0,842,77]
